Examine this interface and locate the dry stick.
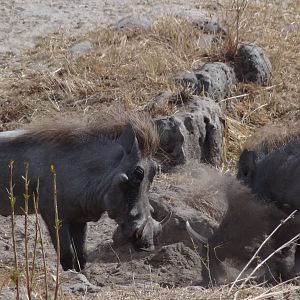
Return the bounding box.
[249,285,300,300]
[242,103,269,122]
[71,238,81,273]
[8,160,20,300]
[240,233,300,290]
[32,179,48,300]
[229,210,298,292]
[219,84,282,103]
[249,275,300,300]
[30,195,39,285]
[233,281,267,300]
[23,163,31,300]
[51,165,61,300]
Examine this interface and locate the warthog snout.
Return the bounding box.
[133,211,172,251]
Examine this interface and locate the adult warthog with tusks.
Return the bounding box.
[183,163,300,286]
[0,111,169,271]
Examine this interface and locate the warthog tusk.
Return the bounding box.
[135,216,151,239]
[149,204,154,214]
[135,227,143,239]
[159,211,173,227]
[186,221,208,244]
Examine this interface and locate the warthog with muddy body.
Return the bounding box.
[181,163,300,285]
[0,112,164,271]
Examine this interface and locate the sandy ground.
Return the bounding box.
[0,0,207,54]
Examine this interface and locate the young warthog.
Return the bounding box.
[183,163,300,286]
[237,124,300,211]
[0,112,164,271]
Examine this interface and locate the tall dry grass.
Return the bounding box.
[1,1,299,171]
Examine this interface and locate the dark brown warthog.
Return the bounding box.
[0,112,164,271]
[237,127,300,211]
[184,163,300,286]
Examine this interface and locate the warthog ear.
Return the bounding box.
[118,123,138,155]
[237,150,257,181]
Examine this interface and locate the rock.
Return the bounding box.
[193,19,227,36]
[173,71,199,94]
[172,8,208,24]
[115,14,154,30]
[234,43,272,85]
[146,91,175,111]
[194,62,237,100]
[61,270,101,294]
[172,8,226,35]
[173,62,236,104]
[154,95,224,168]
[69,41,93,56]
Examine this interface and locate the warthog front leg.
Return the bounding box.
[45,219,75,271]
[69,222,87,272]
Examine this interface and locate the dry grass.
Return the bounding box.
[0,2,299,171]
[0,0,300,298]
[1,2,299,172]
[58,282,300,300]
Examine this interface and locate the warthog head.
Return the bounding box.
[103,124,168,251]
[186,191,300,286]
[186,220,260,285]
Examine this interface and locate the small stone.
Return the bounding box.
[115,14,154,30]
[69,41,93,56]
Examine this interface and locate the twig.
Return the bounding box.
[30,198,39,286]
[249,285,300,300]
[229,210,297,292]
[23,163,31,300]
[32,179,48,300]
[51,165,61,300]
[242,103,269,122]
[8,160,20,300]
[249,275,300,300]
[44,90,61,112]
[220,84,282,103]
[240,232,300,289]
[71,238,81,273]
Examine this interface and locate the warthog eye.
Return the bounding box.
[134,166,144,181]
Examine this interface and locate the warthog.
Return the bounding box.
[183,163,300,285]
[237,128,300,211]
[0,112,165,271]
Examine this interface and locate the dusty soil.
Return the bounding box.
[0,179,206,294]
[0,0,208,54]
